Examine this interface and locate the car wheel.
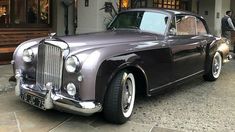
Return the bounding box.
[103,70,136,124]
[204,52,222,81]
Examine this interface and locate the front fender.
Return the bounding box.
[13,37,46,76]
[95,53,147,103]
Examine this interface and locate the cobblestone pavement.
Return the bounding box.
[0,58,235,132]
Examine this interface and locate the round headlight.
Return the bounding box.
[23,48,34,62]
[65,56,80,73]
[66,83,76,96]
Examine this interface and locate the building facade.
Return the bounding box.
[0,0,75,63]
[0,0,234,63]
[76,0,235,36]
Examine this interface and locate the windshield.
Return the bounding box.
[108,11,169,35]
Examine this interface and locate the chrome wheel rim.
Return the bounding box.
[121,73,135,118]
[212,52,222,78]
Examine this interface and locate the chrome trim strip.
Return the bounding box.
[53,101,102,116]
[223,55,232,63]
[44,40,69,50]
[150,70,204,92]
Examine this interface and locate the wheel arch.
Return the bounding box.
[208,38,229,63]
[204,38,228,75]
[95,61,148,104]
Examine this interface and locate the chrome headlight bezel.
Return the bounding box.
[22,48,34,63]
[65,56,80,73]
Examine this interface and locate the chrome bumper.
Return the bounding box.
[15,75,102,116]
[223,54,232,63]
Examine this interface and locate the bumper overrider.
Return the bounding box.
[15,72,102,116]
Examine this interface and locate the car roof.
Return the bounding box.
[124,8,201,18]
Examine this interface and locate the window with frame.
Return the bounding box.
[109,11,168,35]
[0,0,9,24]
[118,0,147,11]
[196,18,207,35]
[153,0,180,9]
[176,15,196,36]
[118,0,130,10]
[131,0,147,8]
[0,0,50,27]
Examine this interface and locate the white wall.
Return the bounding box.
[53,0,75,36]
[77,0,118,34]
[221,0,230,17]
[214,0,230,36]
[214,0,222,36]
[76,0,234,35]
[198,0,231,36]
[231,0,235,13]
[191,0,198,13]
[198,0,215,34]
[77,0,98,34]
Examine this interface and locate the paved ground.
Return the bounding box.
[0,58,235,132]
[0,65,14,93]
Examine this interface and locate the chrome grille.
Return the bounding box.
[36,43,63,90]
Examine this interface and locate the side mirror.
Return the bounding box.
[169,28,177,36]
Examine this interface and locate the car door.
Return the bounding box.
[167,15,207,82]
[136,12,173,93]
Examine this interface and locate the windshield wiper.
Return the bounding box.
[107,26,116,31]
[112,27,116,31]
[127,26,140,30]
[109,26,141,32]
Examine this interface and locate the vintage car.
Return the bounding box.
[12,9,231,124]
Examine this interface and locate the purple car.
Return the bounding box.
[12,9,231,124]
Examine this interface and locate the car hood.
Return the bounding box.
[58,30,160,52]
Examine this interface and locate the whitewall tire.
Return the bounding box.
[103,70,136,124]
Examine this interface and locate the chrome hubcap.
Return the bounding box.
[212,53,222,78]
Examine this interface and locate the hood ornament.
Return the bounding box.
[48,32,56,39]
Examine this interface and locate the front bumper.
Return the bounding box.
[15,75,102,116]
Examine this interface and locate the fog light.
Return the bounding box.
[77,74,83,82]
[45,82,53,90]
[66,83,76,96]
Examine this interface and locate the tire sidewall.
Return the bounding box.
[211,52,222,79]
[103,70,136,124]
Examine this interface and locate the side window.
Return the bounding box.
[176,15,196,36]
[169,16,177,34]
[196,18,208,35]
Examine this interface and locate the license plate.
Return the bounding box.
[21,93,45,110]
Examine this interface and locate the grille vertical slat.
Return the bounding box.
[36,44,63,90]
